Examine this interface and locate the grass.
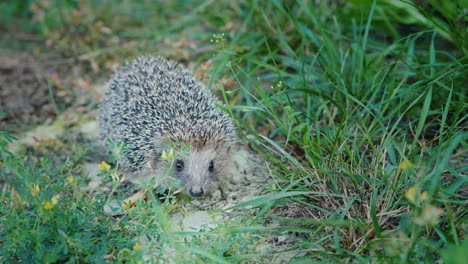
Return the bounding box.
[1,0,467,263]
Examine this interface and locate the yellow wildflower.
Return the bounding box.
[405,187,417,204]
[133,243,142,252]
[44,202,54,210]
[414,205,443,226]
[161,149,174,160]
[399,160,413,171]
[421,191,429,202]
[51,196,59,205]
[405,186,429,204]
[67,176,74,184]
[44,196,59,210]
[98,161,111,170]
[31,184,40,197]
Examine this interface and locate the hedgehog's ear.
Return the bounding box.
[224,142,236,154]
[225,145,232,154]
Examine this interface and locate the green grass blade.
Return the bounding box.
[415,86,433,140]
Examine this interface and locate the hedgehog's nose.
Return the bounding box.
[189,187,204,197]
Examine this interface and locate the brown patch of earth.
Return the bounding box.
[0,49,56,131]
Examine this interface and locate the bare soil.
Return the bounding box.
[0,49,55,131]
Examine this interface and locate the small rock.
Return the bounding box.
[78,119,98,139]
[104,202,126,216]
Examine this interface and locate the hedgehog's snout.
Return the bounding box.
[189,187,204,197]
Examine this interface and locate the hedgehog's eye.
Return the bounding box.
[208,160,214,173]
[175,160,184,171]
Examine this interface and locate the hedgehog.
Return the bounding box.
[98,56,237,197]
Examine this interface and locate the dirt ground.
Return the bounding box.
[0,49,55,131]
